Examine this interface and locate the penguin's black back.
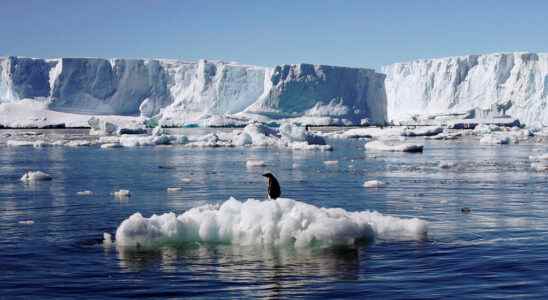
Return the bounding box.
[268,175,281,199]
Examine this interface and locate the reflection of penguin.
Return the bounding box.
[262,173,281,200]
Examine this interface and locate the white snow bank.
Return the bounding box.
[0,99,142,128]
[20,171,52,182]
[114,197,428,248]
[365,140,424,153]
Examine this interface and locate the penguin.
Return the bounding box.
[262,173,281,200]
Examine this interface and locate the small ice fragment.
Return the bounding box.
[20,171,52,182]
[103,232,113,246]
[167,187,182,192]
[365,141,424,153]
[363,180,386,188]
[76,190,94,196]
[323,160,338,166]
[65,140,92,147]
[292,163,301,168]
[114,189,131,198]
[246,160,266,167]
[181,178,192,183]
[18,220,34,225]
[100,143,122,149]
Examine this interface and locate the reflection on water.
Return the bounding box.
[115,243,361,297]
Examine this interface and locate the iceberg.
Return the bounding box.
[114,197,428,248]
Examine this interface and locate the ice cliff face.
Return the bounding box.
[245,64,386,124]
[0,56,387,126]
[382,52,548,126]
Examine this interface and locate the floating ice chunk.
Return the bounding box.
[279,123,327,145]
[479,134,511,145]
[167,187,182,192]
[246,159,266,168]
[365,140,424,153]
[289,142,332,151]
[51,140,66,146]
[363,180,386,188]
[100,143,123,149]
[18,220,34,225]
[181,178,192,183]
[402,126,443,137]
[474,124,502,135]
[103,232,113,246]
[114,189,131,198]
[152,126,169,136]
[76,190,94,196]
[89,117,118,136]
[20,171,52,182]
[98,136,120,144]
[292,162,302,168]
[426,132,462,140]
[323,160,338,166]
[114,197,428,248]
[65,140,92,147]
[119,135,155,147]
[338,127,403,139]
[7,140,35,147]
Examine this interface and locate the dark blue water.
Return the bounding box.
[1,131,547,299]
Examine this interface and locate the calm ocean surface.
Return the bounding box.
[1,129,547,299]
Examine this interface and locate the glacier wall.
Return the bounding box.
[0,56,387,126]
[382,52,548,126]
[246,64,386,124]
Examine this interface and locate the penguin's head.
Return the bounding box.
[262,173,274,178]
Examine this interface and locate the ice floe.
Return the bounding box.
[363,180,386,188]
[20,171,52,182]
[114,197,428,248]
[114,189,131,198]
[246,160,266,168]
[365,140,424,153]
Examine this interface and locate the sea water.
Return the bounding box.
[1,130,547,299]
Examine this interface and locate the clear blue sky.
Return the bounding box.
[1,0,547,69]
